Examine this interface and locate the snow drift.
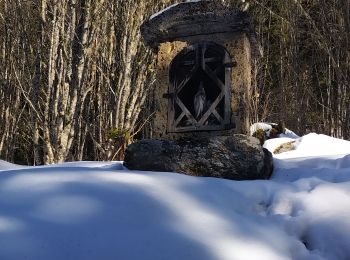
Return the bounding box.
[0,133,350,260]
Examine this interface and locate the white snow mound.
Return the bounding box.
[0,133,350,260]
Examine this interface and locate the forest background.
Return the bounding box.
[0,0,349,165]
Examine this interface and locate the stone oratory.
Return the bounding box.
[141,0,260,139]
[125,1,272,181]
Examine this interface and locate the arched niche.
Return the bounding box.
[167,42,234,132]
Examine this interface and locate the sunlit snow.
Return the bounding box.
[0,133,350,260]
[149,0,202,20]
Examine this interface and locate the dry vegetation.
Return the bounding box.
[273,141,296,154]
[0,0,348,164]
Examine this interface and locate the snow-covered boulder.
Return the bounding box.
[124,135,273,180]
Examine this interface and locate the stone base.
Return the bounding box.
[124,135,273,181]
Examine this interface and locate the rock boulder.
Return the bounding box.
[124,135,273,180]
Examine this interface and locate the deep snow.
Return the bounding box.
[0,133,350,260]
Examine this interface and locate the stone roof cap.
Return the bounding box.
[141,0,259,54]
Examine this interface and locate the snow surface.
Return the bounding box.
[265,133,350,159]
[1,133,350,260]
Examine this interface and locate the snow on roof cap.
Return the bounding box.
[141,1,256,51]
[149,0,204,20]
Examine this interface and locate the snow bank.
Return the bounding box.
[265,133,350,159]
[0,133,350,260]
[0,160,27,171]
[291,133,350,157]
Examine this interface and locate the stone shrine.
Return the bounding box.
[124,1,273,181]
[141,1,260,139]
